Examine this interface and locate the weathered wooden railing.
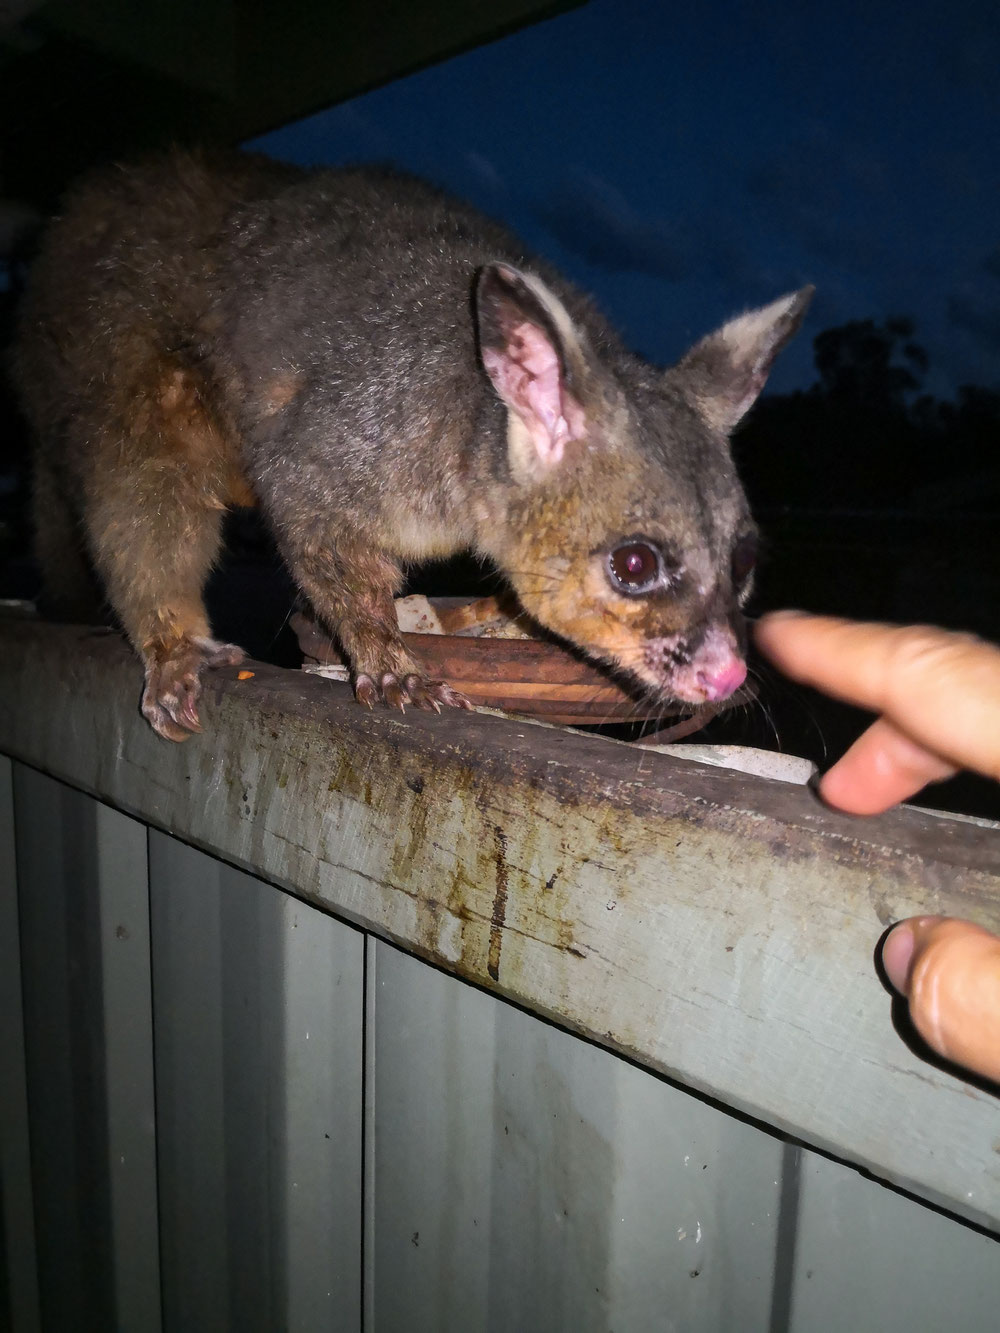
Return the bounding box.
[1,616,998,1331]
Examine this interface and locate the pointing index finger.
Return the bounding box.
[754,611,1000,785]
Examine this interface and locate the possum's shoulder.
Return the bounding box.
[225,162,529,271]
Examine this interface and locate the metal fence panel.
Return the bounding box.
[789,1151,1000,1333]
[368,938,787,1333]
[0,758,41,1333]
[94,794,162,1332]
[14,766,113,1331]
[12,763,160,1332]
[149,832,364,1333]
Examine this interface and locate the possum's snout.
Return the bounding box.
[644,624,747,704]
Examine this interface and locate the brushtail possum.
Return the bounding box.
[14,151,812,740]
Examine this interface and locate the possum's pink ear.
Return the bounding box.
[476,264,588,480]
[675,286,814,433]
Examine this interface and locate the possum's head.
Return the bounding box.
[475,263,812,707]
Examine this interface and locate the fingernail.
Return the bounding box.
[881,922,916,994]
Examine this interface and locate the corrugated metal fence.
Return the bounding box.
[1,620,999,1331]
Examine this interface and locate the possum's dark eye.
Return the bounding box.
[731,533,758,589]
[607,541,665,595]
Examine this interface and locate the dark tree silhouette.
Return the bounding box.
[736,313,1000,516]
[731,311,1000,661]
[812,316,926,411]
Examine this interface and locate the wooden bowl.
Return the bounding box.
[291,604,710,726]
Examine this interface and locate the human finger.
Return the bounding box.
[881,916,1000,1083]
[817,716,957,814]
[754,612,1000,784]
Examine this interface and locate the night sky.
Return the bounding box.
[249,0,1000,404]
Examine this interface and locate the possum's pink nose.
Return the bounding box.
[665,626,747,704]
[696,657,747,702]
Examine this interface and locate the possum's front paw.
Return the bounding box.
[354,671,472,714]
[141,637,245,741]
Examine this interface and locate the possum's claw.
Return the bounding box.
[402,675,473,712]
[382,673,409,711]
[354,674,379,709]
[351,670,471,713]
[423,680,474,711]
[141,637,245,741]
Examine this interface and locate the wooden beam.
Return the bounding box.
[2,617,999,1230]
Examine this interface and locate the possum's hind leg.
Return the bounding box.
[87,481,244,741]
[83,367,247,741]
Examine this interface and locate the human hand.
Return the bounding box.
[754,611,1000,1082]
[754,611,1000,815]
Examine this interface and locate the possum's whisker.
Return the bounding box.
[267,596,299,654]
[745,664,781,751]
[499,569,562,592]
[749,657,830,761]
